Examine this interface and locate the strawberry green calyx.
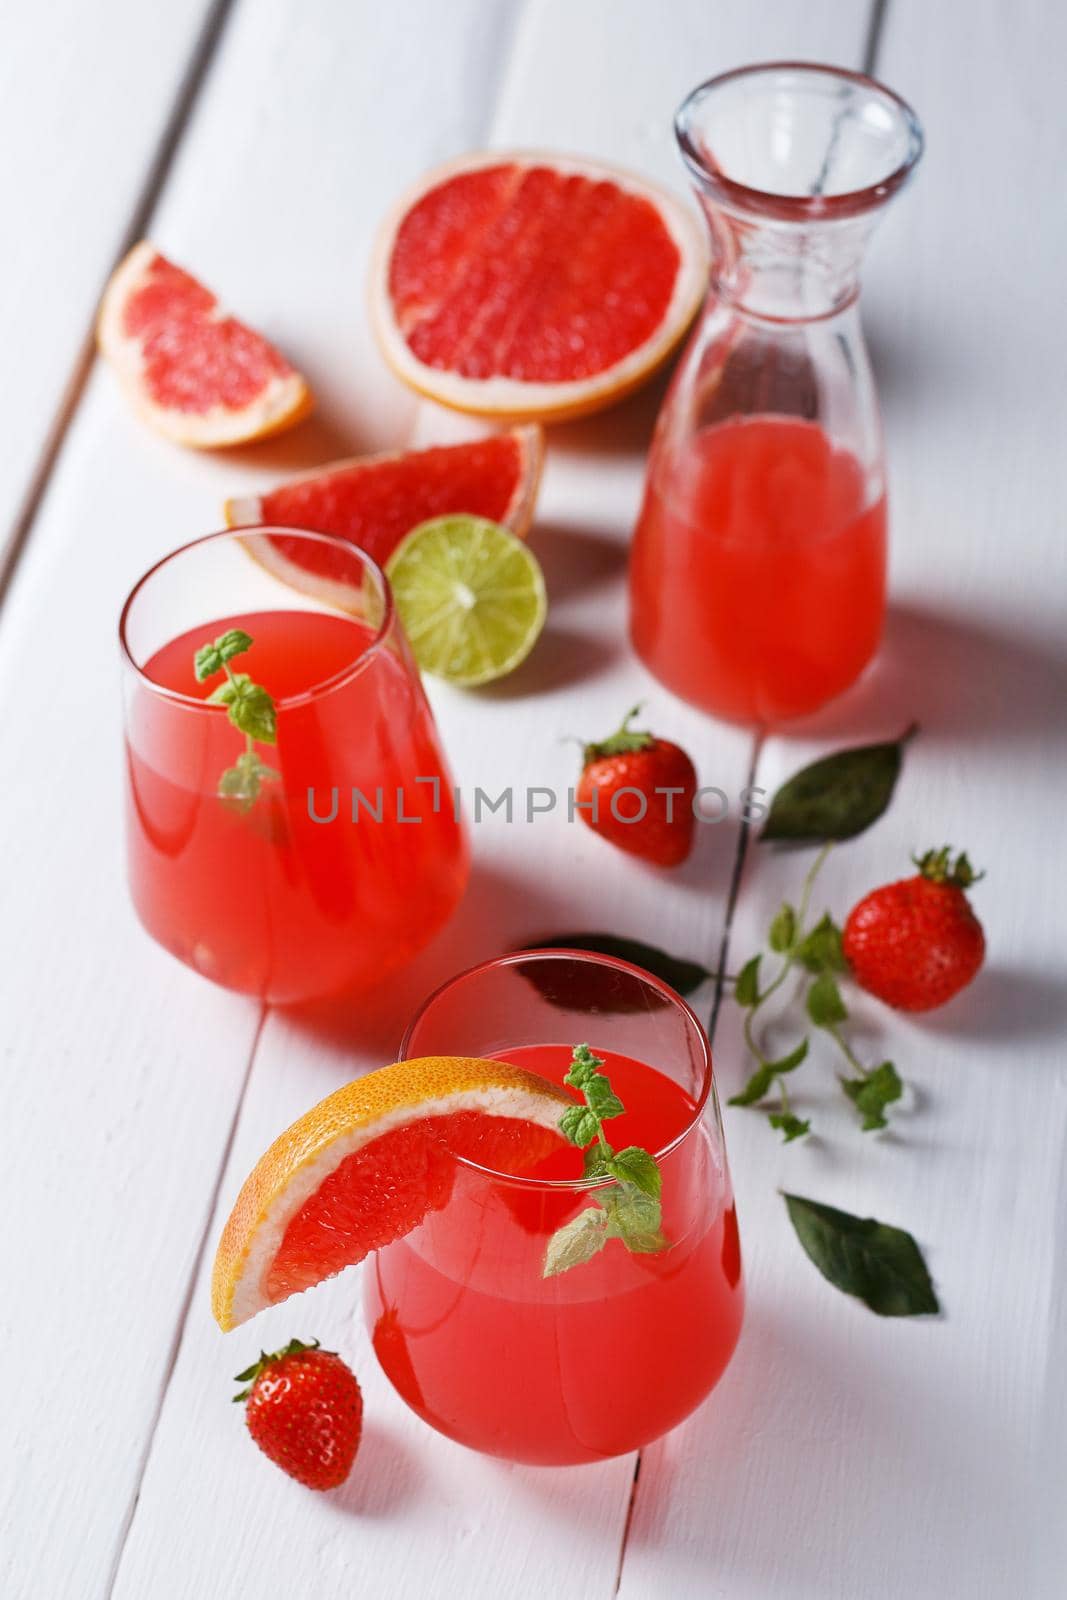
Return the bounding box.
[912,846,985,890]
[582,704,655,766]
[233,1337,327,1402]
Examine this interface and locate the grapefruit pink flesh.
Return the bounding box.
[226,425,542,580]
[372,152,707,420]
[265,1112,563,1304]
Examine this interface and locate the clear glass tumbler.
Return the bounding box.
[630,63,923,724]
[366,948,744,1464]
[120,528,469,1003]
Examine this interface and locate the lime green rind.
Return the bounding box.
[386,513,547,687]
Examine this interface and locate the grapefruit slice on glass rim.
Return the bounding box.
[225,424,542,588]
[211,1056,570,1331]
[97,241,312,448]
[370,150,707,422]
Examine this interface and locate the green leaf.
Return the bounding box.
[582,1146,614,1180]
[543,1207,609,1277]
[609,1146,662,1198]
[783,1193,939,1316]
[768,903,796,953]
[769,1112,811,1142]
[735,954,761,1008]
[807,972,848,1027]
[207,671,251,705]
[194,643,222,681]
[794,913,847,974]
[603,1183,669,1254]
[521,933,711,996]
[585,1074,625,1123]
[218,750,278,812]
[563,1044,604,1089]
[728,1063,775,1107]
[227,680,277,744]
[559,1104,600,1148]
[761,726,918,844]
[766,1038,809,1075]
[841,1062,903,1131]
[216,628,254,664]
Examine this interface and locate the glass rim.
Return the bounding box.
[118,525,396,712]
[400,946,715,1193]
[675,60,924,222]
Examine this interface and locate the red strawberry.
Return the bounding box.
[576,705,696,866]
[843,847,985,1012]
[234,1338,362,1489]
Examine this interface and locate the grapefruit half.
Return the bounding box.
[370,150,707,422]
[97,241,312,448]
[225,424,542,585]
[211,1056,571,1330]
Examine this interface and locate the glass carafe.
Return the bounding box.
[630,64,923,725]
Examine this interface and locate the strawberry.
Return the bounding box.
[576,705,696,866]
[843,847,985,1012]
[234,1338,362,1490]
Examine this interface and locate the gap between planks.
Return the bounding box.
[0,0,238,613]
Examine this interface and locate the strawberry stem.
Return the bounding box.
[912,846,984,889]
[582,704,655,765]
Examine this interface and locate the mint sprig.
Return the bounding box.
[730,845,904,1137]
[195,630,278,811]
[543,1044,669,1278]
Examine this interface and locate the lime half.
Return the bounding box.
[386,514,547,686]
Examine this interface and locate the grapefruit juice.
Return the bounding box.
[630,414,886,724]
[124,605,467,1002]
[366,1043,743,1464]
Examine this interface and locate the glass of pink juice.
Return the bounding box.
[630,64,923,724]
[119,529,468,1003]
[366,949,743,1465]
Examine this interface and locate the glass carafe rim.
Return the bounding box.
[119,525,397,712]
[676,60,924,223]
[401,946,716,1192]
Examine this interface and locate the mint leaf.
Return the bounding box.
[841,1061,903,1131]
[543,1207,609,1277]
[227,680,277,744]
[207,671,251,705]
[564,1044,603,1090]
[807,972,848,1027]
[783,1193,939,1316]
[735,955,761,1007]
[559,1104,600,1148]
[218,750,278,812]
[768,903,796,953]
[609,1146,661,1199]
[216,628,254,664]
[585,1074,625,1123]
[795,913,847,974]
[769,1112,810,1142]
[194,643,223,681]
[762,726,918,844]
[603,1183,668,1254]
[729,1063,775,1107]
[767,1038,809,1075]
[583,1146,614,1180]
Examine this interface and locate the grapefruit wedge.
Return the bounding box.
[97,241,312,448]
[225,424,542,582]
[211,1057,570,1331]
[370,150,707,422]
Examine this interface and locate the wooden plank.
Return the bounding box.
[0,0,223,575]
[619,2,1067,1596]
[112,3,873,1598]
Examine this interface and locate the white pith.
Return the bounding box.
[228,1082,569,1328]
[369,149,709,418]
[97,240,310,447]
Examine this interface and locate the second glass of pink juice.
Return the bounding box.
[120,529,468,1004]
[367,949,743,1465]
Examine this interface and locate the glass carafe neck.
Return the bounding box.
[676,63,923,324]
[700,203,876,322]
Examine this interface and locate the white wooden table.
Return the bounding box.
[4,2,1065,1595]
